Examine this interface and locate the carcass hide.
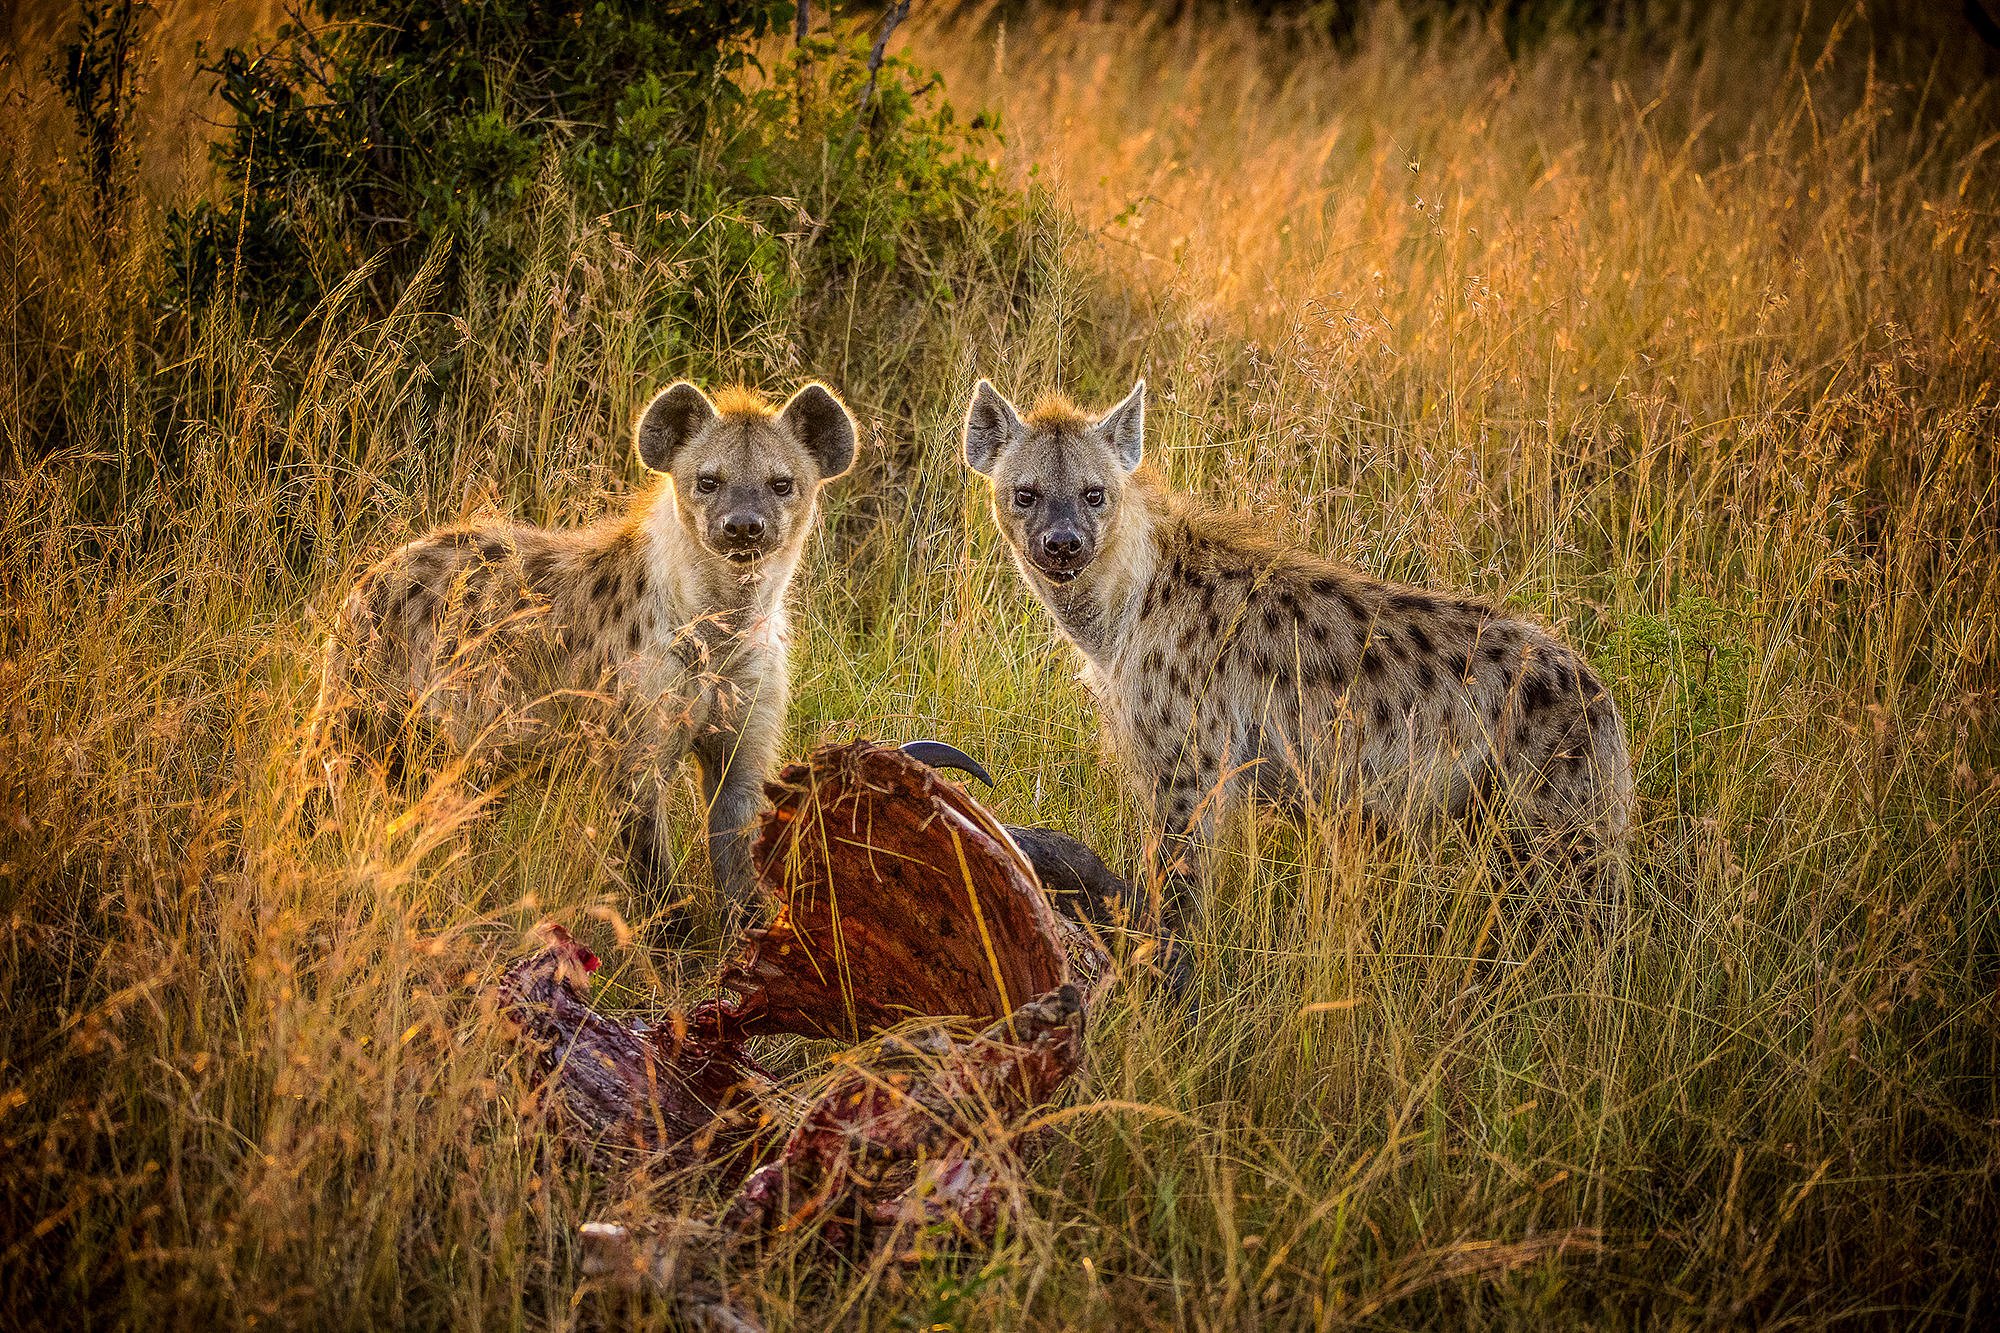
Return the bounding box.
[492,741,1105,1313]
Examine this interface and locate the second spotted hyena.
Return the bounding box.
[321,381,856,913]
[964,378,1632,944]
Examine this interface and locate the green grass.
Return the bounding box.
[3,1,1997,1327]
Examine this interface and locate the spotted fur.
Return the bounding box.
[964,378,1633,936]
[319,381,857,912]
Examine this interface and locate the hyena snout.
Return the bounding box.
[702,483,787,562]
[714,506,769,559]
[1033,514,1091,581]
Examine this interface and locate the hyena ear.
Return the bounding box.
[1093,379,1145,473]
[636,382,717,473]
[779,382,858,480]
[963,379,1024,476]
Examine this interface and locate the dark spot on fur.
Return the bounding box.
[1372,699,1395,730]
[479,539,505,562]
[1522,673,1558,715]
[1262,605,1283,634]
[627,623,642,651]
[631,570,647,599]
[1406,623,1433,657]
[591,570,615,602]
[1389,592,1429,614]
[526,553,554,582]
[1361,650,1387,680]
[1309,621,1328,644]
[1483,641,1508,664]
[1414,661,1436,691]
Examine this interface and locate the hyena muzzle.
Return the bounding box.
[963,377,1634,959]
[317,381,857,918]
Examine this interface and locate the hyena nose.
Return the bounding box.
[1042,531,1084,560]
[722,513,766,542]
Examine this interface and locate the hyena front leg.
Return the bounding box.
[619,766,679,897]
[608,671,699,906]
[1143,749,1229,989]
[694,697,782,926]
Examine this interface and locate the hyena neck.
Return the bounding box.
[637,490,799,635]
[1030,483,1162,666]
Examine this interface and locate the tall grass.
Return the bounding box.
[4,2,1998,1327]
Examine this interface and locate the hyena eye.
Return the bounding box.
[694,475,719,495]
[1083,486,1106,508]
[769,477,794,496]
[1013,487,1037,509]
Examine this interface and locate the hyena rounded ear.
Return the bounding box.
[964,379,1024,476]
[779,382,857,479]
[1094,379,1145,473]
[636,382,717,473]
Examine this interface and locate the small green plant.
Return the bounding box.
[1597,593,1754,798]
[898,1253,1015,1332]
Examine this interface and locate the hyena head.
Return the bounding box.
[963,379,1146,584]
[636,381,857,565]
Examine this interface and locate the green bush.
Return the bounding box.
[168,0,1014,344]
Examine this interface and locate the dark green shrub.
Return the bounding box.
[167,0,1015,349]
[170,0,777,317]
[50,0,155,244]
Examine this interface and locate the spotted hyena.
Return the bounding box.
[320,381,857,915]
[963,378,1632,945]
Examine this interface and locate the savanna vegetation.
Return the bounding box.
[3,0,1997,1326]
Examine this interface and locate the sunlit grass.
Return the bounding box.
[3,1,1997,1327]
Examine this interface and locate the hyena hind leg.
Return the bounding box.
[1480,812,1627,950]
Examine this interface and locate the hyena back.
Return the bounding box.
[964,378,1633,939]
[320,381,857,913]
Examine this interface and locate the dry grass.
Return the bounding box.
[3,1,1998,1328]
